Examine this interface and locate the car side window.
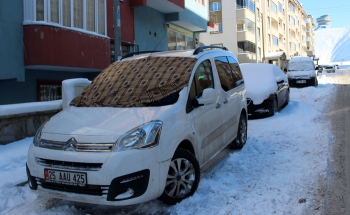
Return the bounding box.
[227,56,244,86]
[215,56,234,92]
[189,60,214,102]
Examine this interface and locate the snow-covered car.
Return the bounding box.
[26,47,248,206]
[324,65,335,73]
[287,56,318,87]
[240,63,290,117]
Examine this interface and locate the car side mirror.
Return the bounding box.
[196,88,216,106]
[283,68,287,72]
[315,66,319,70]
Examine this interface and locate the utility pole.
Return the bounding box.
[113,0,122,61]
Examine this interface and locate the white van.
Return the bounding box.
[26,47,248,206]
[286,56,318,87]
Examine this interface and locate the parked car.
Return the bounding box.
[316,65,326,74]
[287,56,318,87]
[324,65,335,73]
[240,63,290,117]
[26,46,248,206]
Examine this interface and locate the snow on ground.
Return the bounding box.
[315,27,350,65]
[0,73,340,215]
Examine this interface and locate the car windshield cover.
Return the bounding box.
[288,61,314,71]
[70,57,196,107]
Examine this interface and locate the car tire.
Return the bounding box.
[314,78,318,87]
[268,97,277,116]
[231,114,247,149]
[158,149,200,205]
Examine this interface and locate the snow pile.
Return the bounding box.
[0,100,62,117]
[240,63,280,105]
[0,72,340,215]
[315,27,350,65]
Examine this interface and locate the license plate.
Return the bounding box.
[296,80,306,84]
[44,169,87,186]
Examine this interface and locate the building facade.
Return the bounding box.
[199,0,239,55]
[0,0,211,105]
[306,15,315,58]
[199,0,316,68]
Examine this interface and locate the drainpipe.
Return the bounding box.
[114,0,122,61]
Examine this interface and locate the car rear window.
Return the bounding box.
[70,57,196,107]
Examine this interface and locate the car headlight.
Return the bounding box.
[33,120,49,147]
[309,72,316,78]
[114,120,163,152]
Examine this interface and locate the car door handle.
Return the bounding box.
[216,103,221,109]
[223,99,228,104]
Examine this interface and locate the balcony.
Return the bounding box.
[131,0,184,13]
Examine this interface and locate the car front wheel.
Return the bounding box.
[231,114,247,149]
[158,149,200,205]
[268,97,277,116]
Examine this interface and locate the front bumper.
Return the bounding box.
[247,98,271,117]
[288,77,317,87]
[26,144,169,206]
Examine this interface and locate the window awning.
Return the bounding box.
[264,51,286,60]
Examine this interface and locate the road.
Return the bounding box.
[314,69,350,215]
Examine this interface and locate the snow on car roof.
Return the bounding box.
[240,63,278,105]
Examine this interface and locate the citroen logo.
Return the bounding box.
[64,137,77,151]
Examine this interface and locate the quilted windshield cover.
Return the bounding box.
[70,57,196,107]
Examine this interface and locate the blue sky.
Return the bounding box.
[300,0,350,28]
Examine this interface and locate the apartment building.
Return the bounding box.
[0,0,210,105]
[306,15,316,57]
[199,0,238,54]
[200,0,315,68]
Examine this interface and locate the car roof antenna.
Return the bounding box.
[149,30,168,58]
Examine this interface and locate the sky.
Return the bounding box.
[300,0,350,28]
[0,72,342,215]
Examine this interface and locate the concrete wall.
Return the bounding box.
[0,70,99,105]
[0,110,60,145]
[0,1,25,81]
[134,7,168,51]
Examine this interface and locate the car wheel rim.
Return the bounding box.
[165,158,195,198]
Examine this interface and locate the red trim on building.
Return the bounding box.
[23,25,110,70]
[168,0,185,9]
[130,0,147,7]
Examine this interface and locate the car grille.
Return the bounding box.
[293,75,309,79]
[39,139,114,152]
[36,158,103,171]
[36,178,109,196]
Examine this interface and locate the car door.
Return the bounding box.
[273,68,288,108]
[214,56,244,145]
[187,59,224,164]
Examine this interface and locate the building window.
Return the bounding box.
[272,35,278,45]
[289,3,295,13]
[278,2,283,13]
[167,26,194,50]
[237,41,256,54]
[290,42,296,51]
[50,0,59,23]
[210,2,221,11]
[211,23,222,33]
[271,1,277,13]
[36,80,62,102]
[25,0,106,36]
[237,18,255,33]
[236,0,255,13]
[290,16,295,25]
